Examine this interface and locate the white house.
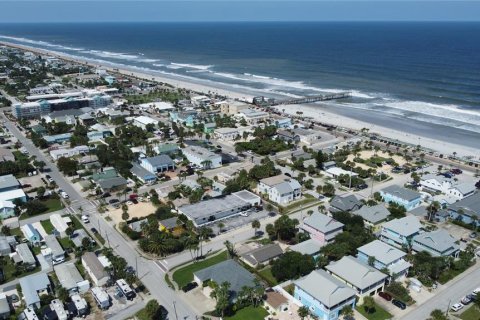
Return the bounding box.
[50,145,89,161]
[420,174,452,193]
[133,116,158,130]
[258,174,301,205]
[182,146,222,169]
[446,183,476,200]
[213,127,240,141]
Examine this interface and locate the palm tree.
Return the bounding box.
[201,159,212,169]
[363,296,375,314]
[251,219,260,236]
[224,240,237,258]
[341,305,354,320]
[297,306,309,320]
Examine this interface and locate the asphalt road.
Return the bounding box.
[1,113,198,320]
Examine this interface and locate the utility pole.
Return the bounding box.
[349,165,353,189]
[135,256,138,278]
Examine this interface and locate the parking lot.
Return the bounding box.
[210,208,271,235]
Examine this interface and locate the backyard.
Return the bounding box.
[460,305,480,320]
[225,306,268,320]
[172,251,228,288]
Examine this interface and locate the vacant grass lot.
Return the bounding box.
[225,306,268,320]
[356,302,393,320]
[172,251,228,288]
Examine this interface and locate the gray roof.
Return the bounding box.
[82,252,108,281]
[179,193,249,220]
[294,270,356,308]
[55,263,84,291]
[241,244,283,265]
[451,183,476,196]
[289,239,322,255]
[410,206,428,217]
[128,218,148,232]
[16,243,35,265]
[381,216,422,237]
[19,273,51,307]
[0,174,19,190]
[97,176,128,190]
[303,213,344,234]
[326,256,387,290]
[381,185,421,202]
[357,240,406,265]
[412,230,459,256]
[274,180,302,195]
[449,192,480,217]
[159,217,180,230]
[71,229,91,247]
[143,155,174,168]
[352,204,390,224]
[0,294,9,314]
[330,194,362,212]
[421,174,451,183]
[44,235,64,257]
[131,163,156,179]
[194,260,256,297]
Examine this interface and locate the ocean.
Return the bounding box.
[1,22,480,148]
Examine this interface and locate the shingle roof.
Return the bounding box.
[241,244,283,265]
[294,270,355,308]
[19,273,50,307]
[449,192,480,217]
[381,216,422,237]
[330,194,362,212]
[352,204,390,224]
[194,260,256,296]
[381,185,421,201]
[143,155,174,168]
[303,213,344,233]
[97,177,128,190]
[357,240,406,265]
[412,229,459,256]
[289,239,323,255]
[326,256,387,290]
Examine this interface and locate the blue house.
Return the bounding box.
[294,270,356,320]
[274,118,292,128]
[43,133,72,145]
[379,216,422,249]
[357,240,411,280]
[448,192,480,226]
[21,224,42,246]
[169,111,197,127]
[379,185,422,211]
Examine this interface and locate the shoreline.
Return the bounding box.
[1,40,478,157]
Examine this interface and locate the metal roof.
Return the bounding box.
[326,256,388,290]
[357,240,406,265]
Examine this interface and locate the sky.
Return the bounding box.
[0,1,479,22]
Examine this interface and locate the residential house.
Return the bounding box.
[155,143,179,155]
[0,189,26,205]
[22,308,39,320]
[0,200,15,219]
[21,224,42,246]
[19,273,51,309]
[97,177,128,193]
[0,148,15,162]
[277,130,300,144]
[43,235,65,264]
[130,163,157,185]
[43,133,72,145]
[0,236,15,256]
[46,299,68,320]
[236,109,269,124]
[352,204,390,231]
[70,294,89,317]
[447,183,476,200]
[240,244,283,268]
[182,146,222,169]
[50,145,89,161]
[289,239,322,258]
[329,194,363,213]
[193,260,257,301]
[380,185,422,211]
[257,174,301,205]
[0,293,10,320]
[203,123,216,134]
[91,287,110,310]
[301,213,344,245]
[169,111,197,127]
[325,256,388,303]
[140,155,175,174]
[448,192,480,225]
[15,243,36,270]
[291,128,321,145]
[159,217,183,233]
[54,263,89,295]
[379,216,422,248]
[274,118,292,128]
[0,174,20,192]
[412,229,460,258]
[82,252,110,287]
[420,174,452,193]
[264,291,288,313]
[357,240,411,280]
[294,270,356,320]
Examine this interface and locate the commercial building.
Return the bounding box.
[178,190,261,227]
[133,116,158,130]
[294,270,356,320]
[325,256,388,303]
[140,155,175,174]
[257,174,301,205]
[357,240,411,280]
[236,109,269,124]
[379,185,422,211]
[213,127,240,141]
[182,146,222,169]
[82,252,110,287]
[49,145,89,161]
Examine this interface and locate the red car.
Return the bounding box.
[379,292,392,301]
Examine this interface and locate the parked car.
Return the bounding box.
[90,228,98,234]
[461,296,472,305]
[182,282,198,292]
[45,174,54,183]
[378,292,392,301]
[355,183,368,190]
[450,168,463,175]
[100,192,111,198]
[268,212,277,217]
[81,215,90,223]
[450,303,464,312]
[469,232,477,238]
[392,299,407,310]
[109,198,119,204]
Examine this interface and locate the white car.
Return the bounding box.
[451,303,464,312]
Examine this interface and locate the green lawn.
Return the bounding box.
[0,257,41,283]
[225,306,268,320]
[59,237,74,250]
[356,302,393,320]
[257,267,278,287]
[460,306,480,320]
[40,220,55,234]
[19,197,63,220]
[172,251,228,288]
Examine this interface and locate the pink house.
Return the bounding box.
[301,213,344,245]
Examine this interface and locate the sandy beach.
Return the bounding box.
[1,40,477,158]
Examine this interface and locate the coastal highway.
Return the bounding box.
[0,113,198,320]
